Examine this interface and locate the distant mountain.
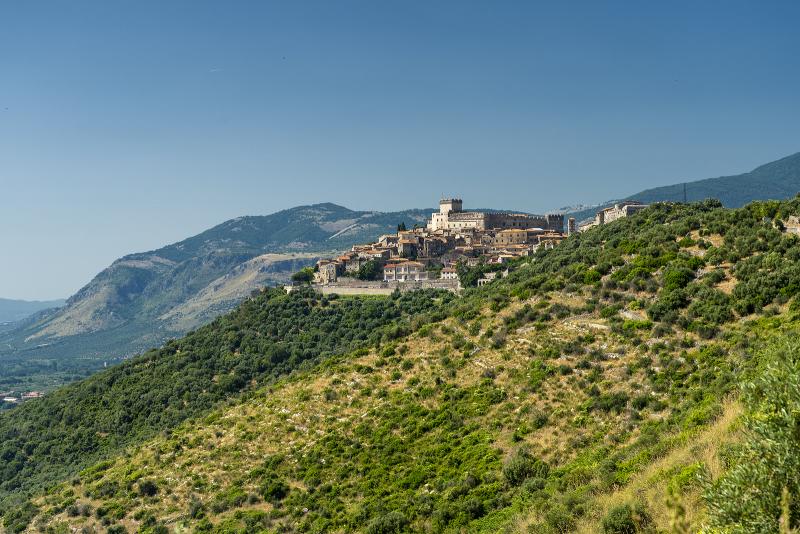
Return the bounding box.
[0,203,432,388]
[0,298,64,324]
[566,151,800,223]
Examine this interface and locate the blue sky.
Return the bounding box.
[1,1,799,299]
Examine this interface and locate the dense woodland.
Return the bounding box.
[5,198,800,533]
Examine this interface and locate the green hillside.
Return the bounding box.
[0,204,433,392]
[6,198,800,533]
[568,151,800,223]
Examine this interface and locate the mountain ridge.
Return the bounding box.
[0,203,433,390]
[565,151,800,223]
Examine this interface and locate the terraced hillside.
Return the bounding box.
[5,198,800,533]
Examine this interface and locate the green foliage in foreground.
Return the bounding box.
[0,287,451,507]
[705,336,800,532]
[10,197,800,532]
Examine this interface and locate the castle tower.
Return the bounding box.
[439,198,463,215]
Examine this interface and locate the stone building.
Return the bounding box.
[493,228,548,246]
[427,197,563,232]
[384,261,429,282]
[422,236,450,257]
[595,201,648,226]
[314,261,339,284]
[398,238,419,258]
[580,201,649,231]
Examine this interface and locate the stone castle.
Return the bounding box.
[427,198,564,233]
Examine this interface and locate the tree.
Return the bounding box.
[291,267,314,284]
[355,260,382,281]
[397,222,407,232]
[705,337,800,532]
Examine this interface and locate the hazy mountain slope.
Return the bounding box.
[0,204,432,393]
[0,298,64,324]
[157,253,323,331]
[9,199,800,533]
[567,151,800,223]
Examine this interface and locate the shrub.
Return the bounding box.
[2,502,38,534]
[601,502,652,533]
[210,487,247,513]
[593,392,629,413]
[137,479,158,497]
[705,336,800,532]
[502,448,549,486]
[188,498,205,519]
[260,478,289,502]
[544,503,576,532]
[584,269,602,284]
[366,511,409,534]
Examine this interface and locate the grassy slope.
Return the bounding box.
[28,297,790,534]
[16,198,800,533]
[0,289,451,510]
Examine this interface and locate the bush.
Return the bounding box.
[502,448,549,486]
[366,511,409,534]
[2,502,38,534]
[259,478,289,502]
[601,502,652,533]
[584,269,602,284]
[137,479,158,497]
[210,487,247,513]
[705,336,800,532]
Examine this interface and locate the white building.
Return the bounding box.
[384,261,429,282]
[440,267,459,280]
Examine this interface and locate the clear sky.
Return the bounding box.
[2,1,799,300]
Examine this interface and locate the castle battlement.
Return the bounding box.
[427,198,563,233]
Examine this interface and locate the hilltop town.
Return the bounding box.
[303,197,647,293]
